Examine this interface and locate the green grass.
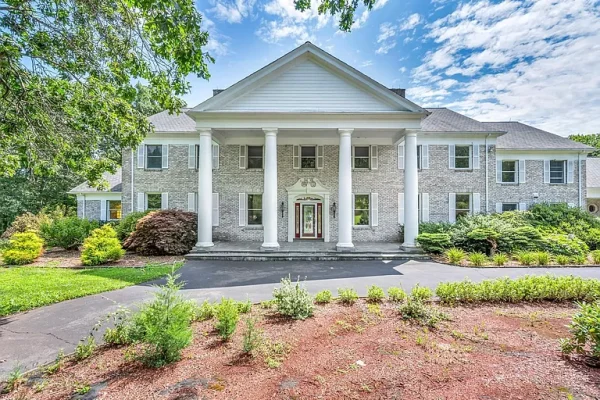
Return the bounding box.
[0,262,182,316]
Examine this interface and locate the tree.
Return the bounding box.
[294,0,377,31]
[132,82,174,117]
[569,134,600,157]
[0,0,212,186]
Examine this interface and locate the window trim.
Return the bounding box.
[353,146,371,169]
[353,194,370,226]
[146,193,162,211]
[550,160,567,184]
[501,202,518,212]
[455,193,471,219]
[454,145,472,170]
[145,144,163,170]
[247,193,263,226]
[107,200,122,221]
[300,145,317,169]
[246,145,264,170]
[501,160,518,183]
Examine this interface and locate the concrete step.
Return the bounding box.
[185,251,430,261]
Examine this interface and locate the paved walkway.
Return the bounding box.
[2,259,600,379]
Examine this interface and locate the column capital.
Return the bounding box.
[262,128,278,136]
[405,130,420,138]
[197,128,212,137]
[338,128,354,137]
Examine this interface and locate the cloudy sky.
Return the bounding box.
[188,0,600,135]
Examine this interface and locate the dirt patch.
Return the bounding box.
[28,248,183,268]
[3,302,599,400]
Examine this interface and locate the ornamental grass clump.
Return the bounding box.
[2,232,44,265]
[560,302,600,362]
[556,255,570,265]
[367,285,385,303]
[535,252,551,266]
[272,277,314,320]
[80,225,125,266]
[591,250,600,264]
[468,252,487,266]
[445,248,466,265]
[572,254,587,265]
[517,252,536,266]
[387,287,407,303]
[492,253,508,266]
[215,298,240,340]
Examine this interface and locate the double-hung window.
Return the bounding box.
[354,194,370,226]
[353,146,370,169]
[146,145,163,169]
[301,146,316,169]
[501,160,518,183]
[454,145,471,169]
[550,160,566,184]
[247,146,264,169]
[455,194,471,219]
[107,200,122,220]
[247,194,262,225]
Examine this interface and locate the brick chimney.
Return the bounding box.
[212,89,224,96]
[389,88,406,98]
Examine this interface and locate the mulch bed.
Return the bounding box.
[27,248,183,268]
[3,302,600,399]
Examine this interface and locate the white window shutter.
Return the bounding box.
[162,145,168,169]
[187,193,196,212]
[316,145,324,169]
[519,160,526,183]
[519,202,527,211]
[100,200,107,221]
[496,160,503,183]
[239,145,246,169]
[371,193,379,226]
[161,193,169,210]
[472,193,481,214]
[398,144,405,170]
[370,145,378,170]
[398,193,404,224]
[212,144,219,170]
[422,145,429,169]
[137,193,145,211]
[239,193,246,226]
[449,145,455,169]
[567,160,574,183]
[188,145,196,169]
[496,202,502,213]
[544,160,551,183]
[472,144,480,169]
[293,145,300,169]
[449,193,456,223]
[351,146,356,169]
[422,193,430,222]
[137,146,145,169]
[352,193,356,225]
[212,193,219,226]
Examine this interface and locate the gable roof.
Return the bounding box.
[423,108,502,133]
[189,42,426,114]
[483,122,593,151]
[148,108,195,132]
[69,169,122,194]
[587,158,600,188]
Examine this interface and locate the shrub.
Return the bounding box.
[237,299,252,314]
[193,300,216,321]
[2,232,44,265]
[591,250,600,264]
[466,228,501,256]
[411,284,433,302]
[582,228,600,250]
[74,336,95,361]
[527,203,600,233]
[468,252,487,266]
[242,318,262,355]
[1,212,51,239]
[517,252,536,266]
[540,234,588,257]
[572,254,587,265]
[123,210,197,255]
[535,252,550,266]
[556,254,570,265]
[445,248,466,265]
[416,233,452,253]
[115,211,150,241]
[314,290,333,304]
[387,287,407,303]
[215,298,239,340]
[398,298,448,328]
[502,226,543,253]
[419,222,454,234]
[492,253,508,266]
[40,217,98,250]
[80,225,125,266]
[338,288,359,305]
[559,302,600,360]
[367,285,385,303]
[272,277,314,320]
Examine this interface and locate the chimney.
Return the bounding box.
[389,88,406,98]
[212,89,224,96]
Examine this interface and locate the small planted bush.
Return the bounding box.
[556,254,570,265]
[517,252,536,266]
[237,299,252,314]
[492,253,508,266]
[411,284,433,302]
[80,225,125,266]
[416,233,452,253]
[193,300,216,321]
[338,288,359,305]
[2,232,44,265]
[387,287,407,303]
[74,336,95,361]
[468,252,487,266]
[314,290,333,304]
[272,277,314,320]
[560,302,600,361]
[242,318,262,355]
[367,285,385,303]
[591,250,600,264]
[215,298,240,340]
[572,254,587,265]
[398,298,448,328]
[40,217,98,250]
[535,252,550,266]
[445,248,466,265]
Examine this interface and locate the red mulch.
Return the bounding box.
[27,248,183,268]
[4,302,600,399]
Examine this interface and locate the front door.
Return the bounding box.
[301,204,316,238]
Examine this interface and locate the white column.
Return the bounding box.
[337,128,354,250]
[196,128,214,248]
[262,128,279,249]
[403,131,419,247]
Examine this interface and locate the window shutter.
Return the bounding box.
[188,145,196,169]
[351,146,356,169]
[293,145,300,169]
[370,145,378,170]
[212,144,219,170]
[239,193,246,226]
[162,145,168,169]
[472,193,481,214]
[422,193,430,222]
[519,160,526,183]
[567,160,574,183]
[519,202,527,211]
[472,144,480,169]
[496,202,502,213]
[422,145,429,169]
[398,193,404,224]
[137,146,145,169]
[100,200,107,221]
[398,144,405,170]
[316,145,324,169]
[161,193,169,210]
[212,193,219,226]
[137,193,145,211]
[544,160,551,183]
[371,193,379,226]
[187,193,196,212]
[239,145,247,169]
[449,193,456,223]
[352,193,355,225]
[449,145,455,169]
[496,159,504,183]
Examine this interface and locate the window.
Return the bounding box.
[247,146,263,169]
[417,145,422,169]
[354,194,370,225]
[247,194,262,225]
[502,203,518,212]
[454,145,471,169]
[455,194,470,219]
[550,160,566,184]
[107,200,122,220]
[147,193,162,210]
[301,146,316,169]
[501,160,518,183]
[146,145,163,169]
[353,146,370,169]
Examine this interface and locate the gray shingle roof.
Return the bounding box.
[422,108,502,132]
[148,108,195,132]
[483,122,593,151]
[69,169,122,194]
[587,158,600,188]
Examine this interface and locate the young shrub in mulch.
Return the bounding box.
[123,210,197,255]
[560,302,600,366]
[40,217,99,250]
[367,285,385,303]
[114,211,150,241]
[314,290,333,304]
[410,284,433,302]
[337,288,359,305]
[387,287,407,302]
[242,318,262,355]
[398,297,448,328]
[2,232,44,265]
[272,277,314,320]
[215,298,240,340]
[80,225,125,266]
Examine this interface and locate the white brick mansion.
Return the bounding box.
[70,42,592,250]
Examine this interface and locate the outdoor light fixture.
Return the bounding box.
[280,201,285,218]
[332,202,337,218]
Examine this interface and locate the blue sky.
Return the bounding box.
[186,0,600,135]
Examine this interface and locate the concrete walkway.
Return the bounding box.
[2,259,600,379]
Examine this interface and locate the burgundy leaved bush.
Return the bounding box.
[123,210,197,255]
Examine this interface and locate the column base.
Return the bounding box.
[260,243,280,252]
[195,241,214,249]
[336,243,355,252]
[399,243,422,253]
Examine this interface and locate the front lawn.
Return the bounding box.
[0,263,181,316]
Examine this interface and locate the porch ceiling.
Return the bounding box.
[212,128,407,145]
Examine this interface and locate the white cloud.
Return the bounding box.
[360,60,374,67]
[373,0,390,10]
[201,15,231,57]
[208,0,256,23]
[256,19,315,44]
[399,13,422,31]
[376,22,397,54]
